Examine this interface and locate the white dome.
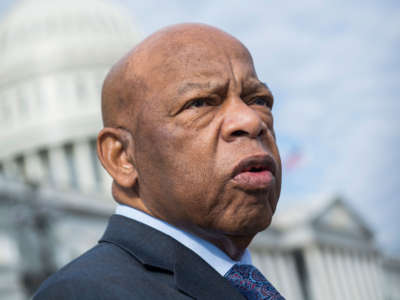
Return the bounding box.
[0,0,139,81]
[0,0,140,192]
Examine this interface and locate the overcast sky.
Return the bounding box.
[114,0,400,256]
[1,0,399,255]
[114,0,400,255]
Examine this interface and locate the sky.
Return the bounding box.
[1,0,399,255]
[117,0,400,256]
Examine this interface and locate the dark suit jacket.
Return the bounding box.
[33,214,246,299]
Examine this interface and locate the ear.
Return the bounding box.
[97,127,137,188]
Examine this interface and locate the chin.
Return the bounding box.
[208,190,278,236]
[222,211,273,237]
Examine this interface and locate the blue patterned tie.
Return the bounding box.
[225,264,285,300]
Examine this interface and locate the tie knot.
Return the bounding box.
[225,264,285,300]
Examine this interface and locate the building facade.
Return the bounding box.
[0,1,399,300]
[1,177,399,300]
[251,197,391,300]
[0,0,139,193]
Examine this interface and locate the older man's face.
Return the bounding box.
[131,33,281,238]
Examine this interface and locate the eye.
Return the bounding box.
[185,98,211,109]
[251,96,272,108]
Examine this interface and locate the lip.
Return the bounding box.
[231,154,277,190]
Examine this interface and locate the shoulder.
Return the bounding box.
[33,242,170,300]
[33,275,133,300]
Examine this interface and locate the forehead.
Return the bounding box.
[129,26,255,80]
[127,27,261,119]
[141,39,258,95]
[171,37,253,75]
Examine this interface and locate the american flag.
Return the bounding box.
[283,147,302,172]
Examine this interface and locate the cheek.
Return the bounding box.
[137,121,215,196]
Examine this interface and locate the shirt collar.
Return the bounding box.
[115,204,252,276]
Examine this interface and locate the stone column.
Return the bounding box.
[369,254,384,300]
[268,251,283,292]
[48,145,70,189]
[322,247,341,300]
[332,247,351,299]
[284,252,303,300]
[24,152,45,184]
[354,250,370,299]
[100,167,112,196]
[304,246,326,300]
[343,249,362,300]
[74,139,96,192]
[318,246,334,300]
[252,250,285,295]
[261,250,280,289]
[2,159,19,179]
[358,252,375,298]
[275,252,293,299]
[349,250,367,300]
[369,254,383,300]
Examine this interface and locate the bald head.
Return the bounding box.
[101,23,253,131]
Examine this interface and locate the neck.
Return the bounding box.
[112,184,152,215]
[214,236,252,261]
[187,226,254,261]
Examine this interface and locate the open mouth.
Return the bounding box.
[243,165,267,173]
[231,155,277,190]
[232,155,276,178]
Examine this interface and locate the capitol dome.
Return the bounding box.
[0,0,140,192]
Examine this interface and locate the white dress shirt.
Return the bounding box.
[115,204,252,276]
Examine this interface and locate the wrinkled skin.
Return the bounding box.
[98,24,282,260]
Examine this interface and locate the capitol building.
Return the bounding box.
[0,1,399,299]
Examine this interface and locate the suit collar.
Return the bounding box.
[100,214,176,271]
[115,204,252,276]
[174,243,245,299]
[100,214,245,299]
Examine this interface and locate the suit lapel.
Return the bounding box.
[174,244,245,300]
[100,215,245,300]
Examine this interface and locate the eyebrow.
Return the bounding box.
[177,81,226,96]
[243,80,270,92]
[177,79,271,96]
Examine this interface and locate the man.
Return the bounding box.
[34,23,283,299]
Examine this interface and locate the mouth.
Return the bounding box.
[231,154,277,190]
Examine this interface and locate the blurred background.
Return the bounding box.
[0,0,399,299]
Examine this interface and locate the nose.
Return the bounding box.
[221,98,267,142]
